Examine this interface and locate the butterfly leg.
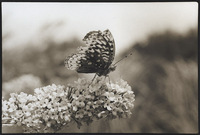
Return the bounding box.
[104,75,111,84]
[108,76,111,84]
[88,74,97,88]
[91,74,97,83]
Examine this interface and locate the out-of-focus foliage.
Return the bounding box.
[2,27,197,133]
[110,28,197,133]
[134,29,197,62]
[3,74,42,100]
[2,38,83,86]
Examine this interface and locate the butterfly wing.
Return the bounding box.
[65,53,99,73]
[101,29,115,65]
[64,29,115,74]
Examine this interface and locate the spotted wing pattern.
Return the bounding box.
[64,29,115,75]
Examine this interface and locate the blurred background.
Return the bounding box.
[2,2,198,133]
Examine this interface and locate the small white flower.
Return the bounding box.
[24,111,31,117]
[64,115,70,121]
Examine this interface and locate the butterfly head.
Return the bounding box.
[109,64,117,72]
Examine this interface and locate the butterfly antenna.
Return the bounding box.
[113,52,134,66]
[114,47,136,65]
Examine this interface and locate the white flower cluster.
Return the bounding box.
[2,77,135,133]
[2,84,70,133]
[68,77,135,128]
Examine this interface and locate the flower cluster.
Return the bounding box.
[2,84,70,133]
[2,77,135,133]
[68,77,135,128]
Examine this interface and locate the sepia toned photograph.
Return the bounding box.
[2,2,198,133]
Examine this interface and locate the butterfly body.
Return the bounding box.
[95,64,116,76]
[65,29,116,76]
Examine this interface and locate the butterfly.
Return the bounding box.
[64,29,117,77]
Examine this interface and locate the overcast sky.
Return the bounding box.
[2,2,198,54]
